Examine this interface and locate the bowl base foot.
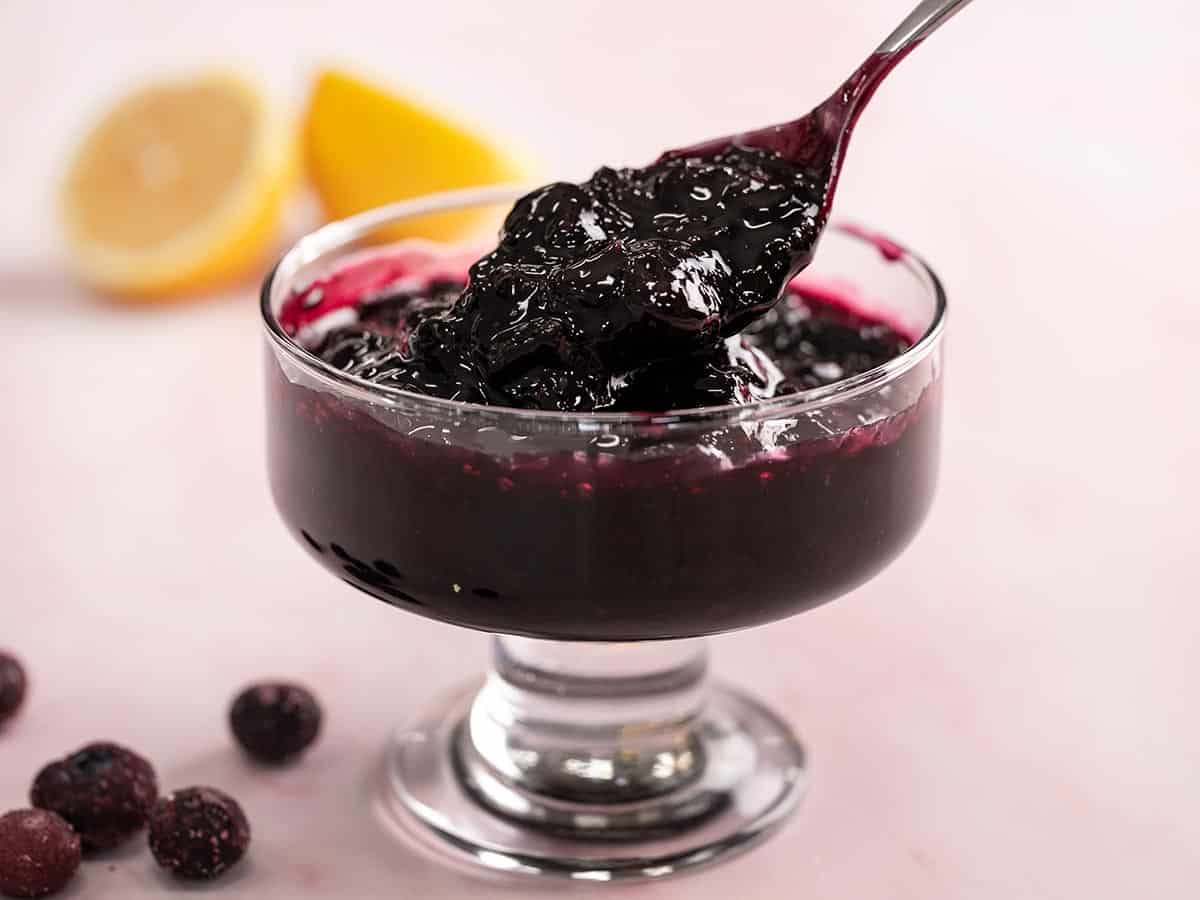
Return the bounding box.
[379,680,806,881]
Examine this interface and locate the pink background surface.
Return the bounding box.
[2,1,1197,897]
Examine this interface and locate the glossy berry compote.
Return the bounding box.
[305,275,909,412]
[267,234,940,639]
[282,147,824,412]
[267,142,944,639]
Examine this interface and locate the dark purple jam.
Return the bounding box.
[307,277,908,411]
[283,146,826,412]
[267,266,936,640]
[266,149,940,640]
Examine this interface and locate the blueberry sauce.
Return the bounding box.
[265,32,949,638]
[305,274,908,411]
[266,245,938,640]
[283,146,829,412]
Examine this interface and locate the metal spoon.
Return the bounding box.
[664,0,976,217]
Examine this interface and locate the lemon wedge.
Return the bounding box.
[60,72,296,300]
[303,69,529,242]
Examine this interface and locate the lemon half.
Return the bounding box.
[303,69,530,243]
[60,72,296,300]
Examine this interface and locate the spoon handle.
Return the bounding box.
[876,0,975,56]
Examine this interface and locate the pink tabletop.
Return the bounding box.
[2,2,1197,897]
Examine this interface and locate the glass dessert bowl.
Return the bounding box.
[260,185,945,880]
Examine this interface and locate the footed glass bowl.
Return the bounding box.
[261,185,945,880]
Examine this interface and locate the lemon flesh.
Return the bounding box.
[61,72,295,300]
[304,69,529,243]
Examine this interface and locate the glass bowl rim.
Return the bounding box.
[260,184,947,427]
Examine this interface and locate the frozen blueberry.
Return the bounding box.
[229,682,322,764]
[30,742,158,851]
[148,787,249,880]
[0,809,81,898]
[0,652,26,727]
